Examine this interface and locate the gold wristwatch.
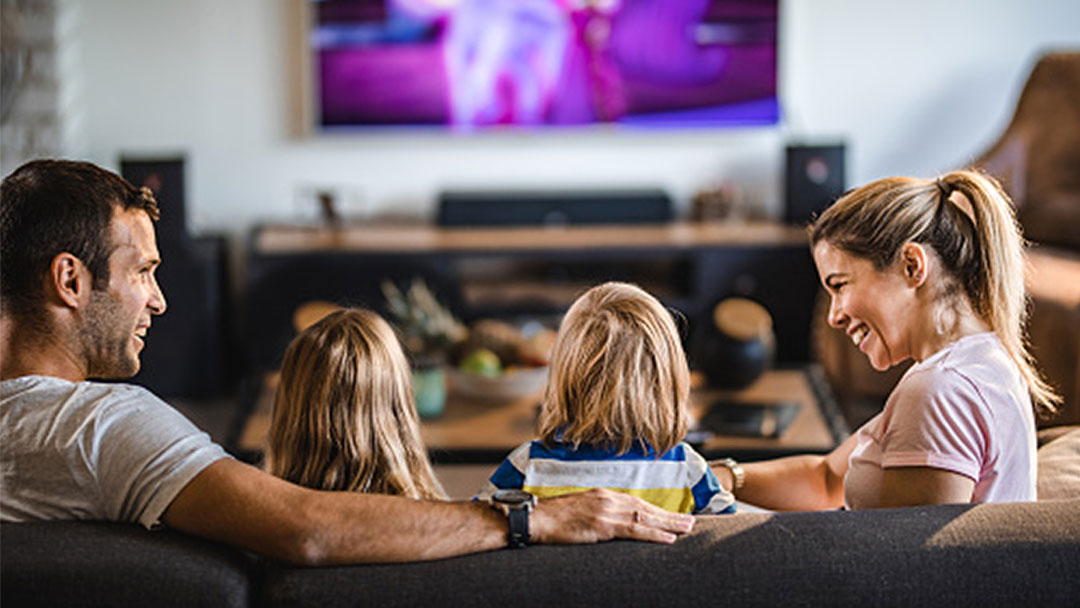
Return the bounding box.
[717,457,745,492]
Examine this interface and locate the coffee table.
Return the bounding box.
[233,365,848,465]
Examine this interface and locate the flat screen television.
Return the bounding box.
[309,0,779,131]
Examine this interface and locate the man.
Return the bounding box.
[0,159,692,565]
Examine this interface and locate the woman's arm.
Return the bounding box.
[875,467,974,508]
[712,436,976,510]
[712,432,859,511]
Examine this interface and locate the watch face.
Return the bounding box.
[492,489,533,505]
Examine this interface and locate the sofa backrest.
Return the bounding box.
[1,521,253,608]
[259,499,1080,608]
[3,499,1079,608]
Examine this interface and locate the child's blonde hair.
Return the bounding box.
[539,282,691,456]
[266,308,446,500]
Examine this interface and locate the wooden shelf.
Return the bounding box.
[255,221,810,254]
[243,220,821,376]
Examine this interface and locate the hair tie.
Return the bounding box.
[935,178,952,202]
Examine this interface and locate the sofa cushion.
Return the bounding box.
[1038,427,1080,500]
[262,499,1080,608]
[0,522,252,608]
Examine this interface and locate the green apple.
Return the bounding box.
[459,348,502,377]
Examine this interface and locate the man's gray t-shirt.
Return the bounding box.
[1,375,230,528]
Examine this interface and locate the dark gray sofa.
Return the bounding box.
[4,497,1079,608]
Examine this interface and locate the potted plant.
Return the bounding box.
[381,278,467,418]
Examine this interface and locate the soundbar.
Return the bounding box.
[437,189,673,227]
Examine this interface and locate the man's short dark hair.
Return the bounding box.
[0,159,160,319]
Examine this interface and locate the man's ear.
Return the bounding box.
[49,253,92,309]
[900,242,929,287]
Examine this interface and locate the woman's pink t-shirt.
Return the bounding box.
[844,332,1037,508]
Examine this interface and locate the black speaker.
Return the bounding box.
[438,189,673,227]
[120,157,229,399]
[784,143,846,225]
[120,157,187,248]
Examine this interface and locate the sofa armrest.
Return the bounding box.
[0,521,253,608]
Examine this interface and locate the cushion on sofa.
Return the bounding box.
[1038,427,1080,500]
[0,521,253,608]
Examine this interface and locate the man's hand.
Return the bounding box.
[530,488,694,545]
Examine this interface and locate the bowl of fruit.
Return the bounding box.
[448,319,556,402]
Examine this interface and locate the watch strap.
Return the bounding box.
[720,457,745,492]
[506,507,530,549]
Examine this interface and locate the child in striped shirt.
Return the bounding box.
[477,282,734,515]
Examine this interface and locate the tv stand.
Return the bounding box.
[244,221,821,375]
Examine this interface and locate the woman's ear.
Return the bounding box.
[49,253,92,309]
[900,242,929,287]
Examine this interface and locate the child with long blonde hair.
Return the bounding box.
[477,282,734,514]
[266,308,446,500]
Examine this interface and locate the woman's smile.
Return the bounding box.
[813,241,916,371]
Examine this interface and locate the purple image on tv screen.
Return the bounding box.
[312,0,778,130]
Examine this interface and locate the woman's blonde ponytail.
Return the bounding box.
[939,170,1060,416]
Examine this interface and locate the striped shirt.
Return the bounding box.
[476,440,735,514]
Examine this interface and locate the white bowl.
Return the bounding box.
[447,366,548,402]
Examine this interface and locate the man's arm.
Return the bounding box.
[162,459,693,566]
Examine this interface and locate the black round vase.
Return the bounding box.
[701,298,776,390]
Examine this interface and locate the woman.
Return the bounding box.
[712,170,1059,510]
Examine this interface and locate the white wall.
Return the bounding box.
[66,0,1079,235]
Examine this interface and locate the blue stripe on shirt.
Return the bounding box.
[488,458,526,490]
[528,440,687,462]
[691,467,723,512]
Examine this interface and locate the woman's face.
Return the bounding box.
[812,241,917,371]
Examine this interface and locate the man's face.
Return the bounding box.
[80,208,166,378]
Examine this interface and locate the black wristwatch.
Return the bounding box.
[490,489,537,549]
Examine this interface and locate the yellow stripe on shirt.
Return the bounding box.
[523,485,696,514]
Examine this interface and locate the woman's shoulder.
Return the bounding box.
[919,332,1008,372]
[888,355,991,425]
[893,364,973,404]
[889,332,1027,426]
[905,333,1013,391]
